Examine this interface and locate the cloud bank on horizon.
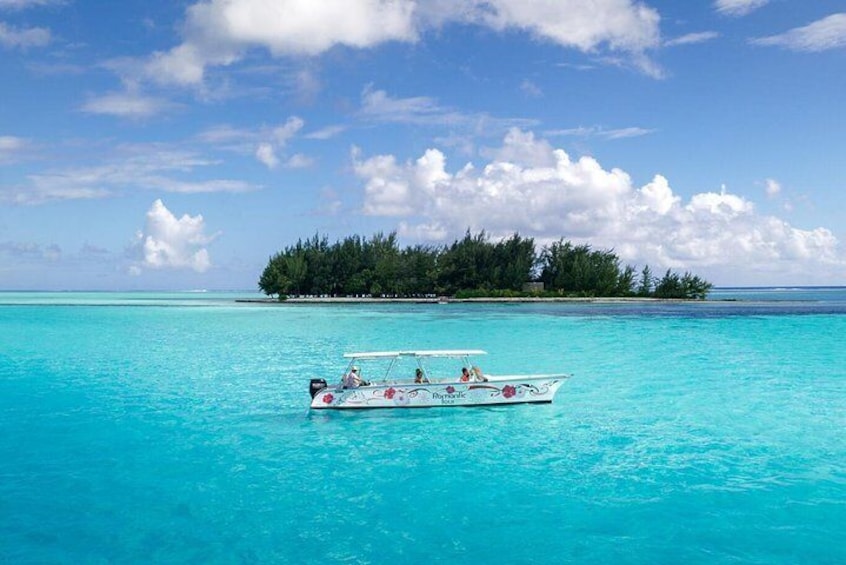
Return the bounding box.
[353,128,841,284]
[1,0,845,289]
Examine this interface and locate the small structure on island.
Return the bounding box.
[523,282,544,293]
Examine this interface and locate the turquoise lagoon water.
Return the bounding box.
[1,290,845,563]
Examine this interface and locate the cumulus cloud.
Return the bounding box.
[144,0,417,86]
[752,13,846,52]
[0,21,49,48]
[765,178,781,198]
[714,0,769,17]
[352,128,844,284]
[140,0,662,87]
[132,199,218,273]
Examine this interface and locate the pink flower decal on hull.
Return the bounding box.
[446,386,455,394]
[502,385,516,399]
[322,393,334,404]
[384,387,396,399]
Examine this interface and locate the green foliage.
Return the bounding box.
[653,270,713,299]
[637,265,653,297]
[258,231,713,300]
[538,240,636,296]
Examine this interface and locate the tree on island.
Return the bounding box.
[258,231,713,300]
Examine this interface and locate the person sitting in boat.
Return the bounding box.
[472,365,488,382]
[343,366,369,388]
[460,367,471,382]
[414,368,428,384]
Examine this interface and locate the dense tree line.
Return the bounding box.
[258,231,713,300]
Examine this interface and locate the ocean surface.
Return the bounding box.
[2,289,845,563]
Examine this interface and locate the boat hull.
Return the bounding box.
[310,375,567,409]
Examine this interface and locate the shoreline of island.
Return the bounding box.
[235,296,707,304]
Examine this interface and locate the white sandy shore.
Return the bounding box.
[236,296,694,304]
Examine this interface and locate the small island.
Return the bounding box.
[258,231,713,301]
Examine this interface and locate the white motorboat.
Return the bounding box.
[309,350,569,409]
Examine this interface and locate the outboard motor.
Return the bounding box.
[309,378,328,398]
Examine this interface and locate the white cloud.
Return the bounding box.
[253,116,305,169]
[284,153,313,168]
[359,85,456,124]
[305,124,346,140]
[80,91,177,118]
[140,0,663,87]
[752,13,846,52]
[145,43,220,87]
[273,116,304,145]
[352,129,844,284]
[5,144,257,204]
[293,67,321,102]
[714,0,769,17]
[255,142,278,169]
[471,0,660,52]
[0,135,29,163]
[0,135,25,151]
[467,0,663,77]
[145,178,254,194]
[520,79,543,98]
[545,125,654,140]
[145,0,417,85]
[664,31,719,47]
[0,21,49,48]
[0,0,63,8]
[765,178,781,198]
[133,199,218,273]
[358,86,537,132]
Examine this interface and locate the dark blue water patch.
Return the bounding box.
[710,286,846,302]
[443,300,846,319]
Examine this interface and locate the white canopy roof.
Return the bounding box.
[343,349,487,360]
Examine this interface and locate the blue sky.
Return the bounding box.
[1,0,845,290]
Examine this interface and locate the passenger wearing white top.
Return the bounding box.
[343,366,366,388]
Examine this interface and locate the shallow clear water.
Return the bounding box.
[2,291,845,563]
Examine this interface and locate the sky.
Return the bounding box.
[1,0,845,290]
